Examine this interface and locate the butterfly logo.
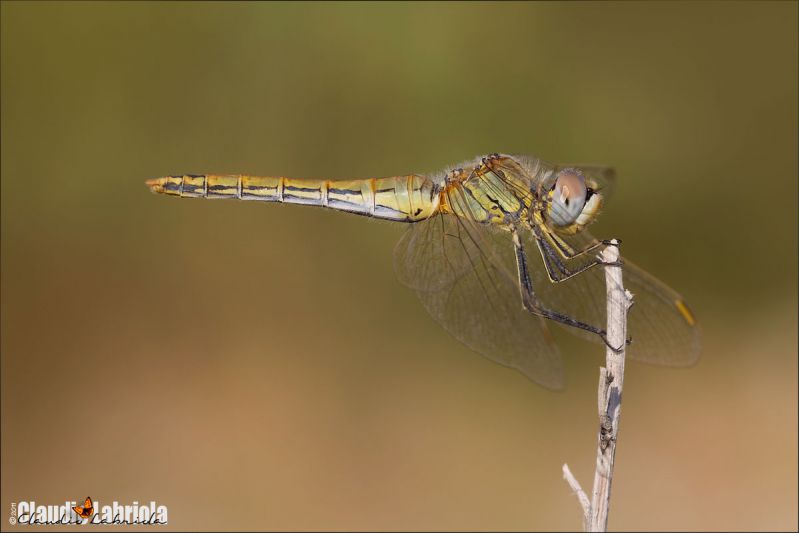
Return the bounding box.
[73,496,94,521]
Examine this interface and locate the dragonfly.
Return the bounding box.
[146,153,700,388]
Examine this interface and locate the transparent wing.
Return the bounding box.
[393,196,564,389]
[394,212,472,292]
[621,258,701,366]
[519,226,701,366]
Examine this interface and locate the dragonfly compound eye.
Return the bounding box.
[548,168,588,226]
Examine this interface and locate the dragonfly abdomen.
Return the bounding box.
[146,174,440,222]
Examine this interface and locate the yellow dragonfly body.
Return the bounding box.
[147,154,699,388]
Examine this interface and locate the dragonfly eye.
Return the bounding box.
[548,169,588,226]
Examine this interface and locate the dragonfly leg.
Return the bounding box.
[542,224,623,262]
[541,225,605,260]
[527,232,630,350]
[512,228,628,351]
[533,226,623,283]
[512,228,611,338]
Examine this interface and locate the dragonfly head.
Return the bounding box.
[542,168,603,234]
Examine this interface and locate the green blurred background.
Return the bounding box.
[2,1,796,530]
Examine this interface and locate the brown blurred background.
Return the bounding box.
[2,2,796,531]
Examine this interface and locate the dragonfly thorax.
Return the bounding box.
[438,155,536,226]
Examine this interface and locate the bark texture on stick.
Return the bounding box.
[562,240,633,532]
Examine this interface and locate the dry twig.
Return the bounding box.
[562,240,633,532]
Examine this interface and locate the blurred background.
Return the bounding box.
[2,2,796,531]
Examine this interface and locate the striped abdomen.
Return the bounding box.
[146,174,440,222]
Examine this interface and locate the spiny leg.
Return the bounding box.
[533,225,623,283]
[511,227,625,352]
[530,211,612,261]
[548,227,617,260]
